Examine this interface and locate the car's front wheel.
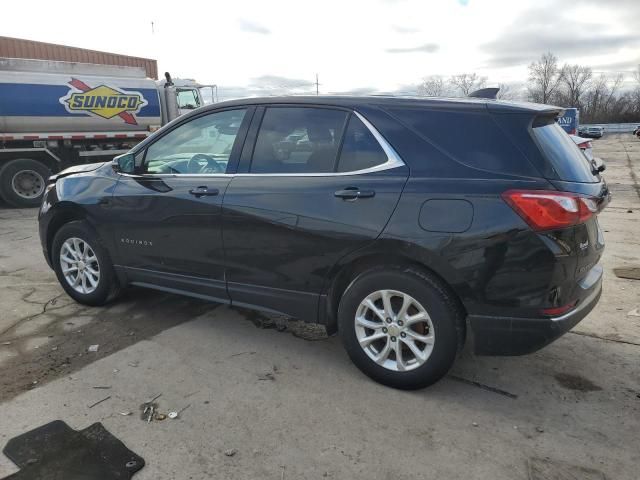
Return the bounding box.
[338,267,462,389]
[52,221,119,306]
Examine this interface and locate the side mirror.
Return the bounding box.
[112,152,136,174]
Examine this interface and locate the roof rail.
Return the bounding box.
[468,87,499,99]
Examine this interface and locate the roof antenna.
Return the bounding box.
[468,87,499,99]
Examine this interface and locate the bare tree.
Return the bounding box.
[604,73,624,113]
[528,52,563,104]
[496,83,518,100]
[449,73,486,96]
[560,64,592,107]
[418,76,446,96]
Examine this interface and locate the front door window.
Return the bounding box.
[143,109,247,174]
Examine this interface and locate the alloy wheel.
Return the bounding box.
[354,289,435,372]
[60,237,101,294]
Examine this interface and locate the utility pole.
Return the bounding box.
[315,73,319,96]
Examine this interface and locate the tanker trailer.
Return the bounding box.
[0,57,205,207]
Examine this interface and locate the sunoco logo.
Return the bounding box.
[60,78,148,125]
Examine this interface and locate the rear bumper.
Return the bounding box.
[468,270,602,356]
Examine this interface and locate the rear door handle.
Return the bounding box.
[189,186,219,197]
[334,187,376,199]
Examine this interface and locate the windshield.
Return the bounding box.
[532,122,598,183]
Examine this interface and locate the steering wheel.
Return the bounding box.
[186,154,225,174]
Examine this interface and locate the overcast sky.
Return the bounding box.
[3,0,639,99]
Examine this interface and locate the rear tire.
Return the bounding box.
[0,158,52,208]
[338,267,462,390]
[52,221,120,306]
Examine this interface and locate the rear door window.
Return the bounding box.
[250,107,348,173]
[337,115,388,172]
[532,121,598,183]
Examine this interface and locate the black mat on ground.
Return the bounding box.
[2,420,144,479]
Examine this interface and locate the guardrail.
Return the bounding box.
[580,123,639,133]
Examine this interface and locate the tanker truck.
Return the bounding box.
[0,57,212,207]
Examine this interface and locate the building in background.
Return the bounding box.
[0,36,157,79]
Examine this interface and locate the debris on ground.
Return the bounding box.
[87,344,99,353]
[613,267,640,280]
[230,351,256,357]
[119,411,132,416]
[87,395,111,409]
[168,404,191,419]
[528,457,606,480]
[628,308,640,317]
[554,373,603,392]
[140,394,162,423]
[258,372,275,381]
[224,448,237,457]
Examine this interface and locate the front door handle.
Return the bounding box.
[334,187,376,200]
[189,186,220,197]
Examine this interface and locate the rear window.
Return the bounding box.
[387,108,539,177]
[532,122,598,183]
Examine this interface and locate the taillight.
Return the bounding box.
[502,190,598,231]
[577,141,592,149]
[541,301,577,317]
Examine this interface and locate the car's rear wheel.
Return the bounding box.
[52,221,119,306]
[338,267,461,389]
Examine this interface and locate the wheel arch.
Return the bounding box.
[45,203,91,265]
[323,249,468,347]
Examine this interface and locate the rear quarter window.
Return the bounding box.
[386,108,539,177]
[532,121,598,183]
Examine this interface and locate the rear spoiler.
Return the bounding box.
[469,87,499,99]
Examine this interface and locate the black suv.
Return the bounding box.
[38,96,609,389]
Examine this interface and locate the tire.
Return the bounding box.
[0,158,52,208]
[52,221,120,306]
[338,267,462,390]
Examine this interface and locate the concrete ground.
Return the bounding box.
[0,134,639,479]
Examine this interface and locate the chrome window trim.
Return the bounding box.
[122,109,405,179]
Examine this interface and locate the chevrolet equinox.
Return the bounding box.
[39,96,609,389]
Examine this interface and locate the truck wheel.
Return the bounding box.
[0,158,52,208]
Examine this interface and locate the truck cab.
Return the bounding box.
[156,74,212,127]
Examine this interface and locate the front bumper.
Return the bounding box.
[468,270,602,355]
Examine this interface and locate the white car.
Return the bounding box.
[578,126,604,138]
[570,135,594,161]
